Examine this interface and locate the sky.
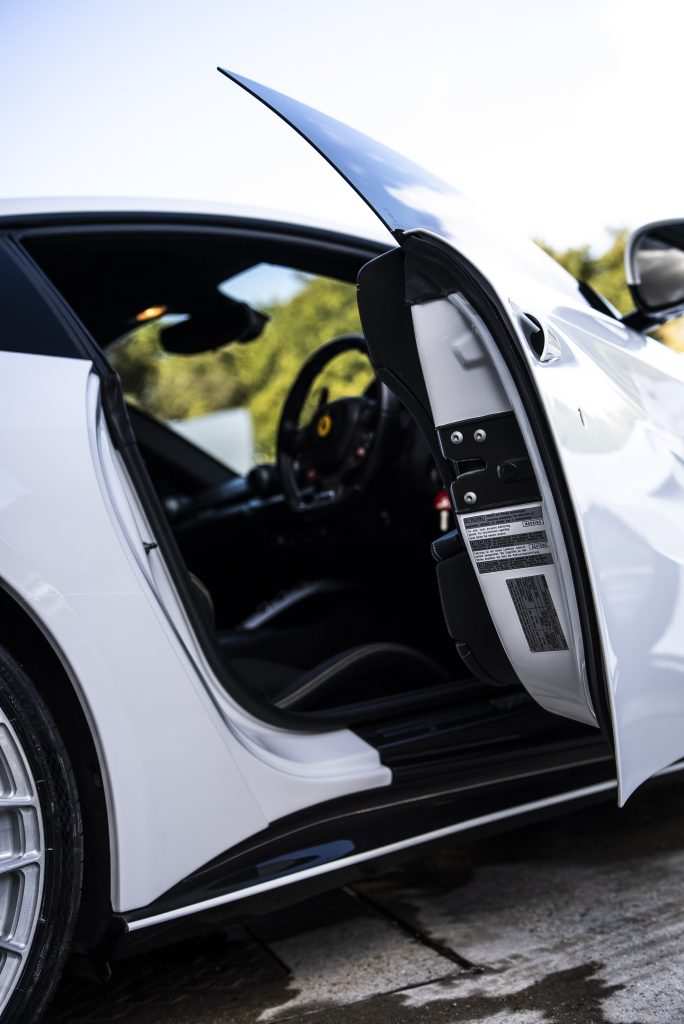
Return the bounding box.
[2,0,684,252]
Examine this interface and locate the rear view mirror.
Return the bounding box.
[626,219,684,319]
[159,295,269,355]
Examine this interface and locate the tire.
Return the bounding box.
[0,646,83,1023]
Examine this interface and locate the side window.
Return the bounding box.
[109,264,371,473]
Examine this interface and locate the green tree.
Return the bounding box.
[539,229,633,314]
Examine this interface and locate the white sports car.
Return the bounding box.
[1,70,684,1021]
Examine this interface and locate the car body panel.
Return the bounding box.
[220,71,684,800]
[0,350,389,911]
[531,306,684,800]
[0,351,266,909]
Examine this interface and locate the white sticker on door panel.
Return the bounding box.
[463,504,552,574]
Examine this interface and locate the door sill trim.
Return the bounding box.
[125,760,684,932]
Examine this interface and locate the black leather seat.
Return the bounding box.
[191,573,451,712]
[229,642,451,712]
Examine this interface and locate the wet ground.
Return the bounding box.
[46,773,684,1024]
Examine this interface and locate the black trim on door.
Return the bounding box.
[0,238,86,359]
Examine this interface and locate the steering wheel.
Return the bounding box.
[276,335,394,512]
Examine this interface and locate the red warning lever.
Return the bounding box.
[433,490,451,533]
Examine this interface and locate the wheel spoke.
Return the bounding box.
[0,797,35,810]
[0,728,33,800]
[0,937,25,958]
[0,851,40,876]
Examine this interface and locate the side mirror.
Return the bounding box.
[626,219,684,320]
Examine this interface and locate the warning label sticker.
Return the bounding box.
[506,575,568,653]
[462,504,553,575]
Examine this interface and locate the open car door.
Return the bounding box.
[220,70,684,803]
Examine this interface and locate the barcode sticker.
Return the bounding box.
[506,575,568,653]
